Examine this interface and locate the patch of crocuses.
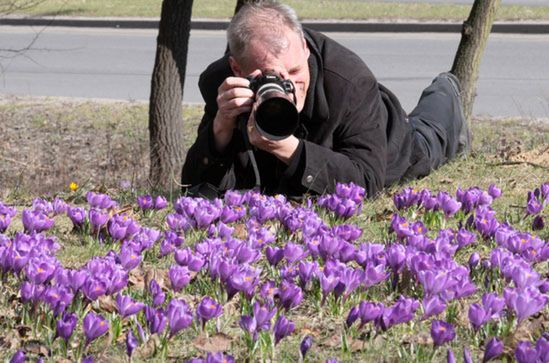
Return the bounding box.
[0,182,547,362]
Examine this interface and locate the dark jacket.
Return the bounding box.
[181,29,414,198]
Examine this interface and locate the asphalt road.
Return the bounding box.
[1,26,549,118]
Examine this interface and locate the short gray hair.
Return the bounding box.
[227,1,304,67]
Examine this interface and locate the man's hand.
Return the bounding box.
[247,116,300,165]
[212,75,256,152]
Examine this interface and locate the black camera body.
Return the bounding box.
[247,73,299,140]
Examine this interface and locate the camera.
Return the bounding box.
[247,72,299,140]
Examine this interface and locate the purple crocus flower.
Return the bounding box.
[300,335,313,359]
[82,278,107,301]
[488,184,502,199]
[456,228,476,250]
[166,298,193,337]
[9,350,25,363]
[22,209,55,233]
[205,352,235,363]
[86,192,117,210]
[253,302,276,331]
[463,347,473,363]
[515,341,539,363]
[283,242,306,263]
[468,303,487,331]
[297,260,318,288]
[145,306,168,335]
[274,315,295,345]
[240,314,258,340]
[197,297,223,326]
[358,301,384,328]
[278,280,303,311]
[430,320,455,346]
[504,287,548,323]
[116,294,145,318]
[422,295,446,320]
[376,296,419,331]
[437,192,462,217]
[526,192,543,215]
[169,265,191,292]
[386,243,406,273]
[56,312,78,342]
[126,329,139,358]
[154,196,168,210]
[25,258,56,284]
[89,208,108,233]
[67,207,87,228]
[537,337,549,362]
[346,306,360,328]
[447,348,456,363]
[149,279,165,307]
[83,312,109,345]
[119,246,142,271]
[468,252,481,268]
[137,195,153,210]
[265,246,284,267]
[108,214,140,241]
[483,337,503,362]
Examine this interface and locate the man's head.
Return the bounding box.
[227,1,311,112]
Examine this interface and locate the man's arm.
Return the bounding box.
[180,110,237,190]
[287,74,388,197]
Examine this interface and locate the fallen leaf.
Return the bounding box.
[192,333,232,353]
[24,339,50,356]
[98,295,117,313]
[320,334,340,348]
[401,331,431,345]
[129,269,146,290]
[135,335,160,360]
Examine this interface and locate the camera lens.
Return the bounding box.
[255,97,299,140]
[253,82,299,140]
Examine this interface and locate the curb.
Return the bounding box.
[2,16,549,34]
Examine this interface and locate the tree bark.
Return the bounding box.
[148,0,193,191]
[451,0,501,124]
[234,0,259,15]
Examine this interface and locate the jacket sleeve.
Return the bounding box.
[180,107,238,190]
[293,74,388,198]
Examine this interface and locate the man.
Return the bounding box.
[181,0,469,198]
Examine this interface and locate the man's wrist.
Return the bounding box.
[273,136,300,165]
[212,117,234,152]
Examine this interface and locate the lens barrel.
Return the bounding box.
[249,74,299,140]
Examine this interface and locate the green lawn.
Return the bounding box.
[15,0,549,21]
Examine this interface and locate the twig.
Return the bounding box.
[0,156,28,167]
[488,161,548,170]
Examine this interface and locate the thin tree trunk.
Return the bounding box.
[451,0,501,124]
[148,0,193,191]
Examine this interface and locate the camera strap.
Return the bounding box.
[238,114,261,190]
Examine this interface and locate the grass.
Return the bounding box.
[0,97,547,362]
[14,0,549,21]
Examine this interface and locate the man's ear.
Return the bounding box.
[229,56,244,77]
[302,37,310,58]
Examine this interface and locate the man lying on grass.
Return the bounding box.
[181,0,469,199]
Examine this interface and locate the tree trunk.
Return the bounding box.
[451,0,501,124]
[234,0,258,14]
[148,0,193,191]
